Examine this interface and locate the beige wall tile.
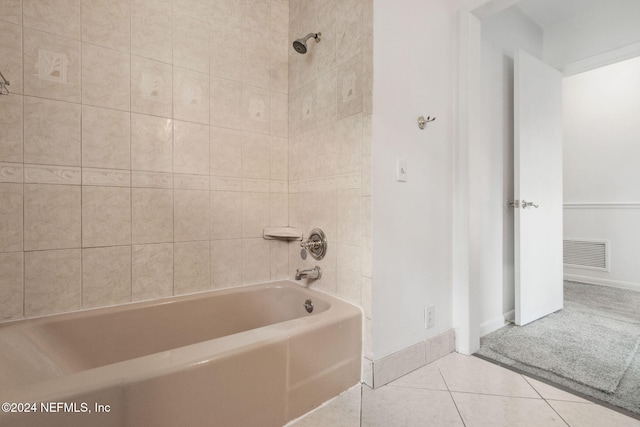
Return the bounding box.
[290,189,337,241]
[242,132,270,179]
[24,165,81,185]
[242,85,271,135]
[337,243,362,306]
[363,0,373,33]
[314,2,338,78]
[24,184,81,251]
[270,180,287,193]
[242,237,271,284]
[210,191,242,240]
[270,0,288,94]
[336,189,361,245]
[0,252,23,321]
[131,56,173,118]
[174,121,210,175]
[337,54,363,120]
[362,155,371,197]
[0,163,23,183]
[363,30,373,77]
[362,113,372,156]
[173,13,209,74]
[82,105,131,169]
[0,94,23,163]
[24,0,81,40]
[25,249,81,317]
[243,178,270,193]
[210,15,241,80]
[210,176,242,192]
[270,136,288,180]
[131,114,173,172]
[362,236,372,278]
[132,171,173,189]
[174,189,210,242]
[82,246,131,308]
[363,73,373,115]
[270,192,288,226]
[336,0,363,66]
[242,192,270,238]
[362,276,372,319]
[132,243,173,300]
[337,113,362,174]
[0,183,23,252]
[210,77,242,130]
[316,70,338,127]
[23,28,81,102]
[82,168,130,187]
[211,239,242,288]
[174,174,209,190]
[175,0,209,21]
[271,93,288,137]
[307,125,335,178]
[131,0,172,64]
[241,0,271,89]
[82,43,131,111]
[2,0,22,24]
[0,21,23,95]
[174,67,210,125]
[210,127,242,177]
[270,240,288,280]
[132,188,173,244]
[24,96,81,166]
[174,241,210,295]
[81,0,130,52]
[361,196,372,238]
[82,186,131,247]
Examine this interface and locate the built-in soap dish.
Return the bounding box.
[263,227,303,241]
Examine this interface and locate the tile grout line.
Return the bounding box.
[521,374,572,426]
[359,383,364,427]
[437,363,468,427]
[21,1,25,320]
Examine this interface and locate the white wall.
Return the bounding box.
[543,0,640,74]
[563,57,640,203]
[371,0,457,359]
[474,7,543,336]
[563,56,640,291]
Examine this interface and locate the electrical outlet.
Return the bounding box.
[425,305,435,329]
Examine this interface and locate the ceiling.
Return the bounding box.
[516,0,611,28]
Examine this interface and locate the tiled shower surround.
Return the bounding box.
[287,0,374,368]
[0,0,373,348]
[0,0,290,320]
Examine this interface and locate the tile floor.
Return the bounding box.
[288,353,640,427]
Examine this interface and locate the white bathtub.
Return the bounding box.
[0,281,362,426]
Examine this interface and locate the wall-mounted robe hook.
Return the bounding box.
[417,115,435,129]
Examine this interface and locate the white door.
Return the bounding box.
[514,50,564,326]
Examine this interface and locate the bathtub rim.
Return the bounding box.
[0,280,363,403]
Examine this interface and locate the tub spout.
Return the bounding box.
[295,266,321,281]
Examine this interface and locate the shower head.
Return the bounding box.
[292,32,321,54]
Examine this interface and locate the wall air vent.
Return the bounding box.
[563,239,608,271]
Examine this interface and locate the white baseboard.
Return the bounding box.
[564,274,640,292]
[504,309,515,321]
[479,310,515,338]
[479,316,507,337]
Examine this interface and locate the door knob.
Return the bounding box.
[521,200,539,209]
